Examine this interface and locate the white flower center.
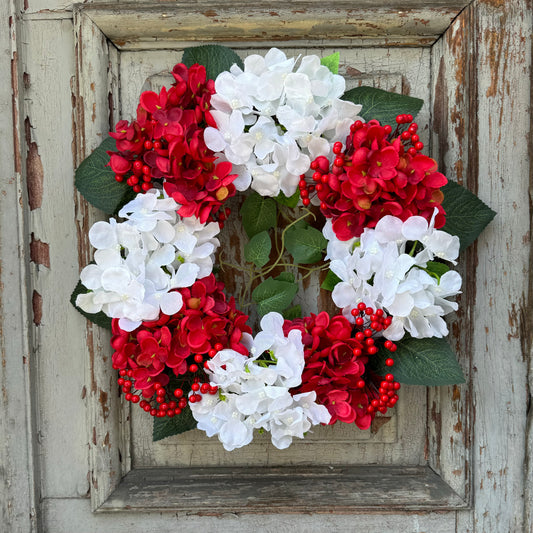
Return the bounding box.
[385,270,395,279]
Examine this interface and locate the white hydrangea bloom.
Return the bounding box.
[323,210,462,340]
[189,312,331,451]
[76,190,220,331]
[205,48,362,198]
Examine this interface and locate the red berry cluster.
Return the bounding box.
[284,303,399,430]
[108,63,238,223]
[303,114,448,241]
[111,274,251,418]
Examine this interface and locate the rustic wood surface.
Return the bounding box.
[1,1,532,532]
[77,1,471,49]
[99,465,467,513]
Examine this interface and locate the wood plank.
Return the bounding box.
[44,497,458,533]
[99,465,466,513]
[428,8,474,501]
[22,17,94,502]
[0,1,39,531]
[469,0,532,531]
[77,2,470,49]
[74,10,125,511]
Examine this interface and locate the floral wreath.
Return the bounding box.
[72,45,495,450]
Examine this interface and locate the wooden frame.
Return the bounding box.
[2,0,524,529]
[73,1,478,514]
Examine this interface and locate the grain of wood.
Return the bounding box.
[0,1,38,530]
[44,497,458,533]
[78,2,470,49]
[470,1,532,531]
[2,0,531,530]
[428,9,474,501]
[74,10,125,511]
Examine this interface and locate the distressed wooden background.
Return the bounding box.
[1,1,531,532]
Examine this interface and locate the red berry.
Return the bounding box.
[142,165,150,175]
[401,131,410,140]
[383,125,392,135]
[385,358,394,367]
[396,114,405,124]
[194,354,204,363]
[414,142,424,151]
[334,157,344,167]
[357,380,366,388]
[131,395,140,403]
[333,142,343,154]
[357,302,367,311]
[406,114,413,122]
[115,174,124,182]
[125,393,133,401]
[302,198,310,206]
[407,147,417,156]
[189,364,199,373]
[144,140,153,150]
[385,373,394,382]
[173,388,183,398]
[191,383,200,392]
[178,398,187,408]
[141,182,151,192]
[133,185,141,193]
[355,317,364,326]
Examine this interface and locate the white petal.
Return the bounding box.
[173,262,200,288]
[160,291,183,316]
[89,221,117,249]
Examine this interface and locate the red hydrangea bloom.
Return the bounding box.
[110,274,251,398]
[283,311,374,430]
[108,63,237,222]
[313,119,447,240]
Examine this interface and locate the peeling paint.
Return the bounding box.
[32,291,42,326]
[29,233,50,268]
[25,117,44,210]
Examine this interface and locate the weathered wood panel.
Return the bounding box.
[78,1,471,49]
[100,465,466,513]
[73,10,125,511]
[21,17,92,502]
[44,497,459,533]
[0,1,38,531]
[428,8,474,501]
[469,1,532,531]
[2,0,531,531]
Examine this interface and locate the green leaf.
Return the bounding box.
[285,222,327,264]
[275,189,300,208]
[321,270,342,291]
[321,52,340,74]
[240,192,278,238]
[70,280,112,330]
[283,304,302,320]
[441,181,496,251]
[153,407,197,442]
[182,44,243,81]
[75,137,136,215]
[274,272,295,283]
[244,231,272,267]
[370,337,465,386]
[342,86,424,127]
[252,277,298,317]
[426,261,450,278]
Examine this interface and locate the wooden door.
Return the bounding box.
[1,1,531,532]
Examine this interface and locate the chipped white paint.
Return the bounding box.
[1,1,531,532]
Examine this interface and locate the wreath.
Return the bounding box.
[72,45,495,450]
